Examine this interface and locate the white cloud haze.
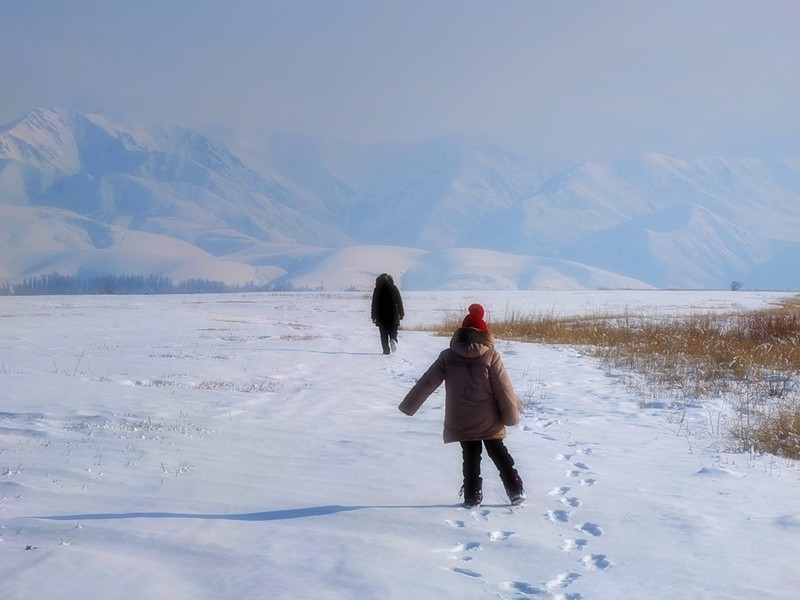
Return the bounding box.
[2,0,799,160]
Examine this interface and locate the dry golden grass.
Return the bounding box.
[428,297,800,459]
[750,399,800,458]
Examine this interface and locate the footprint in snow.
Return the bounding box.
[440,540,481,564]
[572,462,590,470]
[579,478,597,487]
[488,530,515,541]
[450,567,482,579]
[576,522,604,537]
[438,540,481,555]
[546,509,571,523]
[385,365,417,383]
[445,519,466,528]
[441,541,481,553]
[567,441,596,454]
[561,538,589,552]
[548,486,572,496]
[502,580,547,596]
[582,553,614,571]
[464,508,491,522]
[523,425,557,441]
[561,496,582,508]
[546,571,582,590]
[462,542,482,552]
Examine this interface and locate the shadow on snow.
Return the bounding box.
[32,503,485,522]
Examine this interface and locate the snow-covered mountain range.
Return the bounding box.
[2,107,799,291]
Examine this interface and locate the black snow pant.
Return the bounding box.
[378,323,398,354]
[460,439,522,498]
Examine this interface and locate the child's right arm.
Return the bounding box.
[398,354,445,416]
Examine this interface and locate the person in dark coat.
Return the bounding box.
[398,303,525,508]
[371,273,404,355]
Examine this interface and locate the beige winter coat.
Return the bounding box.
[399,327,520,443]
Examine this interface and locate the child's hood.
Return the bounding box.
[449,327,494,358]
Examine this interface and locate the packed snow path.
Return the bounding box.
[1,291,798,599]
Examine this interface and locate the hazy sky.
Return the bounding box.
[2,0,799,160]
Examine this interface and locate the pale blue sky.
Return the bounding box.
[2,0,798,160]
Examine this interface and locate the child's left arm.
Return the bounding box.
[489,353,520,426]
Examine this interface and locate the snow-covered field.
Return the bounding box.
[2,290,799,600]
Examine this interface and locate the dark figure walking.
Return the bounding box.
[398,303,525,508]
[371,273,404,355]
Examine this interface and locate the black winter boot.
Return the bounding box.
[460,477,483,508]
[505,469,526,506]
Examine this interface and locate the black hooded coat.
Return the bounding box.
[371,274,404,327]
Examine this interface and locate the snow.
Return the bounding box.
[1,290,799,600]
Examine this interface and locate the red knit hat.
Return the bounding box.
[462,303,489,333]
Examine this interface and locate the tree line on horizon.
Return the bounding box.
[0,273,375,296]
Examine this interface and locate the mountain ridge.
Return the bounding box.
[2,107,799,291]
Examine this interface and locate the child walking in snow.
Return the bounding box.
[398,303,525,508]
